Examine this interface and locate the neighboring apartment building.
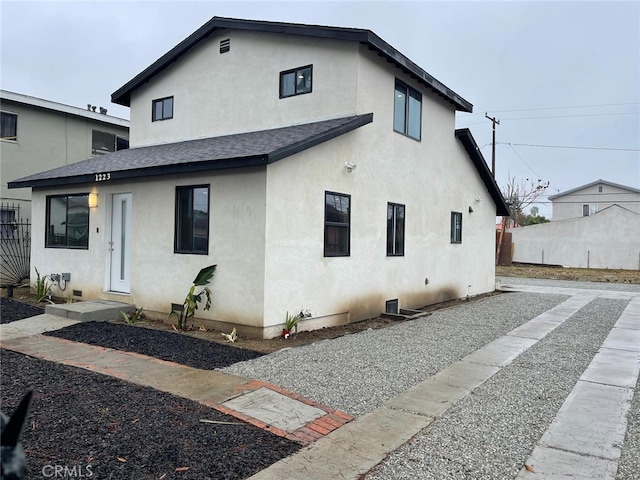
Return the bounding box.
[10,17,508,338]
[0,90,130,222]
[549,179,640,221]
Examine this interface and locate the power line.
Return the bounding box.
[498,112,639,121]
[505,143,542,179]
[459,102,640,117]
[496,142,639,152]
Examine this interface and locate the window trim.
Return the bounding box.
[582,204,598,217]
[1,110,18,142]
[393,79,422,141]
[279,65,313,98]
[386,202,405,256]
[324,191,350,257]
[45,193,90,249]
[450,211,462,244]
[152,96,174,122]
[174,185,210,255]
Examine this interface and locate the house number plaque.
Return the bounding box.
[95,173,111,182]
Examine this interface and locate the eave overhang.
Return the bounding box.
[455,128,510,216]
[111,17,472,113]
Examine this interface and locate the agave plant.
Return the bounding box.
[170,265,216,330]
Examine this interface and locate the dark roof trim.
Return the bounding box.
[111,17,472,113]
[455,128,510,216]
[9,114,373,189]
[548,178,640,200]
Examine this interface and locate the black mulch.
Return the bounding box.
[1,298,300,479]
[44,322,265,369]
[0,297,44,323]
[1,350,300,480]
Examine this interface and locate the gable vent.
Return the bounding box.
[220,38,230,54]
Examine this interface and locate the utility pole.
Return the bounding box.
[485,113,500,177]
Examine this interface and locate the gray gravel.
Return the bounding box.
[365,296,629,480]
[224,292,568,417]
[224,277,639,479]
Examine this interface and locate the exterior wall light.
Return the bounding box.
[88,193,99,208]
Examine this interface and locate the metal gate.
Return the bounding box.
[0,202,31,286]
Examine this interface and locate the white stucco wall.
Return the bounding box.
[551,183,640,220]
[260,47,497,336]
[508,205,640,269]
[30,167,268,324]
[129,30,359,147]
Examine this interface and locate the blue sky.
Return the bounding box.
[2,0,638,217]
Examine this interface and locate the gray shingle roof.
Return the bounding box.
[9,114,373,189]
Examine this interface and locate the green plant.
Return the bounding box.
[31,267,52,302]
[284,311,301,333]
[169,265,217,330]
[121,307,145,325]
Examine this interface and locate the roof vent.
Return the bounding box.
[220,38,230,54]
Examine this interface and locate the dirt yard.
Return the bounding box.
[4,263,638,354]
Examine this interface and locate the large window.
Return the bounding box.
[175,185,209,254]
[1,111,17,141]
[152,96,174,121]
[387,203,405,256]
[46,194,89,249]
[324,191,350,256]
[393,80,422,140]
[280,65,313,98]
[92,130,129,155]
[451,211,462,244]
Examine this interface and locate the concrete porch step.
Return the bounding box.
[45,300,135,322]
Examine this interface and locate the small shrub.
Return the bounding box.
[31,267,52,302]
[121,307,145,325]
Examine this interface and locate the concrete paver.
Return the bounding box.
[0,314,79,340]
[516,445,618,479]
[221,387,326,431]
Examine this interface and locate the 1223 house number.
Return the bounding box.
[95,173,111,182]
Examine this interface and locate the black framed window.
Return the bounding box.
[324,191,350,256]
[387,203,405,256]
[280,65,312,98]
[393,80,422,140]
[152,96,174,121]
[46,194,89,249]
[451,211,462,244]
[1,111,17,141]
[92,130,129,155]
[175,185,209,254]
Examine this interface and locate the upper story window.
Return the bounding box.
[92,130,129,155]
[46,194,89,249]
[1,111,18,142]
[393,80,422,141]
[280,65,312,98]
[175,185,209,254]
[450,211,462,244]
[152,96,174,122]
[324,191,350,257]
[387,203,405,256]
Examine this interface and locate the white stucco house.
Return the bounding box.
[9,17,508,338]
[549,179,640,221]
[508,205,640,270]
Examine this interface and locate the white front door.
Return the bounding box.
[109,193,132,293]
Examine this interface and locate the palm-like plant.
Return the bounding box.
[170,265,216,330]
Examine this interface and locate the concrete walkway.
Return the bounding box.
[1,286,639,480]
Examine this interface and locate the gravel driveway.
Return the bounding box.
[224,279,639,479]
